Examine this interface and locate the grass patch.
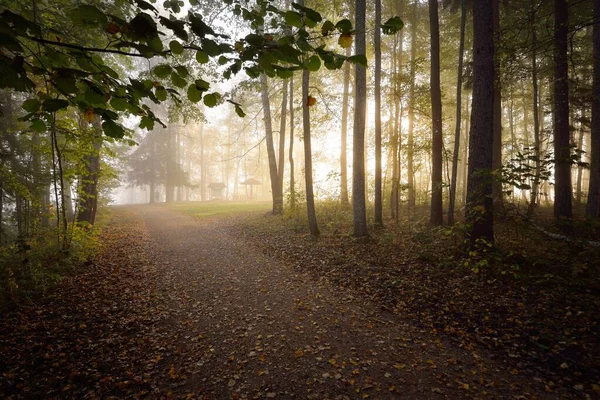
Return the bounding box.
[169,200,271,219]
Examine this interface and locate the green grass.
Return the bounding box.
[169,200,271,219]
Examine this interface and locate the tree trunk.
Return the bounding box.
[407,0,417,208]
[553,0,573,223]
[260,73,284,215]
[289,75,296,209]
[341,46,351,205]
[429,0,443,226]
[278,79,288,189]
[529,6,542,213]
[461,91,470,205]
[390,2,403,221]
[374,0,383,225]
[149,136,156,204]
[587,0,600,218]
[77,118,103,225]
[575,109,585,208]
[302,69,320,236]
[199,121,206,201]
[165,126,175,203]
[491,0,503,209]
[0,174,3,244]
[448,0,466,226]
[353,0,368,237]
[466,0,495,243]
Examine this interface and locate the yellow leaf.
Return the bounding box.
[338,33,353,48]
[83,108,95,124]
[295,349,304,358]
[462,383,469,390]
[168,364,177,379]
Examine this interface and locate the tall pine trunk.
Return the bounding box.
[302,69,319,236]
[553,0,573,223]
[429,0,443,225]
[529,5,542,213]
[491,0,503,209]
[587,0,600,218]
[390,0,404,220]
[353,0,368,237]
[278,79,288,190]
[297,0,318,235]
[466,0,495,243]
[341,46,351,205]
[289,75,296,209]
[448,0,467,225]
[407,0,417,208]
[374,0,383,225]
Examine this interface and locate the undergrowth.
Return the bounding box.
[0,213,107,310]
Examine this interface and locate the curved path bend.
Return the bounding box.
[129,204,538,399]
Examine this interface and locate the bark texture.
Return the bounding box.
[353,0,368,237]
[587,0,600,218]
[466,0,495,243]
[553,0,572,222]
[429,0,444,226]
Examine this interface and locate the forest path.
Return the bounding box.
[130,204,534,399]
[0,204,540,399]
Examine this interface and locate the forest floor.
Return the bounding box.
[0,203,597,399]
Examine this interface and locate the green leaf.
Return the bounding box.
[196,50,209,64]
[189,13,215,38]
[218,56,228,65]
[100,64,119,79]
[69,5,107,26]
[348,54,367,67]
[30,119,46,132]
[195,79,210,91]
[335,19,352,33]
[159,16,188,41]
[102,119,124,138]
[22,99,40,113]
[305,55,321,71]
[292,3,322,25]
[276,68,293,79]
[153,64,172,78]
[0,33,24,53]
[234,104,246,118]
[169,40,184,55]
[175,65,188,78]
[284,11,303,29]
[187,84,201,103]
[139,115,154,130]
[203,92,218,107]
[381,16,404,35]
[202,39,220,57]
[42,99,69,112]
[84,86,106,105]
[155,86,167,101]
[321,20,335,36]
[129,13,158,41]
[54,76,78,94]
[110,97,129,111]
[170,72,187,88]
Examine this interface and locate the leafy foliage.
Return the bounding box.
[0,0,403,139]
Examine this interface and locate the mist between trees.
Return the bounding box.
[0,0,598,290]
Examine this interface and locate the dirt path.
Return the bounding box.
[0,205,552,399]
[132,204,544,399]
